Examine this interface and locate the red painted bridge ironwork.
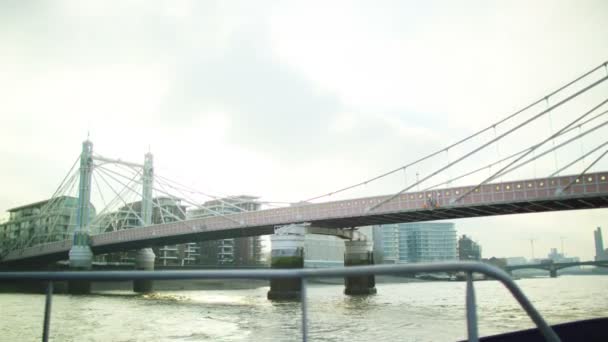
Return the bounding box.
[4,171,608,264]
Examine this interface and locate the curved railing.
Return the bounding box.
[0,261,561,342]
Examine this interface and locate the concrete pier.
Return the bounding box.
[133,248,156,293]
[267,225,305,300]
[344,240,376,295]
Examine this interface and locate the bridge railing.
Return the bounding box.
[0,262,560,342]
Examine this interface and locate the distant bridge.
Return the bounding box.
[505,260,608,277]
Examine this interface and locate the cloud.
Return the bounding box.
[1,0,608,260]
[269,0,608,130]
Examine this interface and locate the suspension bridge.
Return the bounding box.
[1,60,608,296]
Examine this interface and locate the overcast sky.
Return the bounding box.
[1,1,608,260]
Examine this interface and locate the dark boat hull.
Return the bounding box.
[471,317,608,342]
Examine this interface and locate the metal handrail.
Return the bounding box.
[0,261,561,342]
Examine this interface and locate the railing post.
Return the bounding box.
[466,272,479,342]
[42,281,53,342]
[300,277,308,342]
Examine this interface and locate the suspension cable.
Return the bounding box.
[95,168,145,226]
[155,174,252,213]
[89,166,142,231]
[46,156,80,204]
[99,166,243,225]
[38,171,80,245]
[551,141,608,177]
[304,61,608,202]
[369,83,608,212]
[453,97,608,203]
[156,176,248,218]
[422,119,607,194]
[486,119,608,183]
[153,179,191,220]
[89,172,138,233]
[24,169,80,247]
[94,168,144,229]
[546,97,559,174]
[153,177,243,224]
[561,149,608,193]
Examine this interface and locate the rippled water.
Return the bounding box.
[1,275,607,341]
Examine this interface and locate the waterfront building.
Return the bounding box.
[304,234,345,268]
[279,225,374,268]
[97,197,188,265]
[547,248,580,264]
[594,227,608,261]
[505,257,528,266]
[187,195,263,266]
[483,256,507,269]
[379,224,400,264]
[376,222,457,263]
[371,225,384,264]
[405,222,457,262]
[0,196,95,252]
[458,235,482,261]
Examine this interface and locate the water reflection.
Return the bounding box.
[0,276,607,341]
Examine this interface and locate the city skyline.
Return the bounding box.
[1,1,608,261]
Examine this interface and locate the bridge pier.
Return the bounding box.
[344,240,376,295]
[549,268,558,278]
[133,248,156,293]
[68,234,93,294]
[267,225,305,300]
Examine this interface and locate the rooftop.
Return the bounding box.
[7,196,78,212]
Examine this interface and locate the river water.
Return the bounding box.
[1,275,607,341]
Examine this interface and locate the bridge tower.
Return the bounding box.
[68,140,95,294]
[133,152,156,293]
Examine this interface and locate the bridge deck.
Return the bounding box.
[4,172,608,264]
